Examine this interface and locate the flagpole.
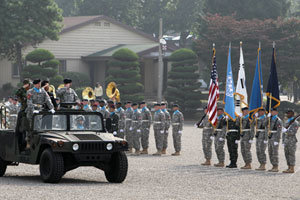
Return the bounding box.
[268,41,275,136]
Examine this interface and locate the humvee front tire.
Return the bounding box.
[0,157,7,177]
[105,151,128,183]
[39,148,64,183]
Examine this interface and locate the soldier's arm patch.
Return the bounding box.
[27,93,32,99]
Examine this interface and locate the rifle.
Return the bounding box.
[196,114,207,128]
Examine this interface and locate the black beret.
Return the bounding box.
[242,107,249,111]
[23,79,30,85]
[99,100,105,103]
[33,79,41,84]
[41,80,49,87]
[161,103,167,106]
[172,104,179,108]
[154,103,161,107]
[132,103,138,106]
[82,99,88,102]
[139,101,146,105]
[125,101,132,104]
[63,79,72,84]
[286,110,294,114]
[117,102,122,105]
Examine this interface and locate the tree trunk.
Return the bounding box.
[16,43,23,82]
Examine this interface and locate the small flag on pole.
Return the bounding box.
[266,42,280,112]
[224,43,236,121]
[249,42,264,120]
[207,44,219,127]
[235,41,248,116]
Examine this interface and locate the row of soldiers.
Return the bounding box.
[199,107,299,173]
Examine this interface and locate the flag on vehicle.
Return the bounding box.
[224,43,236,121]
[207,44,219,127]
[235,42,248,116]
[266,42,280,112]
[249,43,264,120]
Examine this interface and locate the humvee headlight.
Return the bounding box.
[106,143,113,151]
[73,143,79,151]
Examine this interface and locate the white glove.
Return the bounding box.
[137,129,141,133]
[210,136,214,140]
[113,131,117,135]
[239,113,243,117]
[219,138,225,142]
[225,115,229,119]
[160,130,164,134]
[249,140,254,144]
[178,131,183,134]
[129,127,133,131]
[263,140,268,144]
[194,124,198,128]
[33,110,39,114]
[255,113,259,117]
[49,109,55,114]
[282,127,287,134]
[120,129,124,133]
[267,113,272,117]
[274,142,279,146]
[235,140,239,144]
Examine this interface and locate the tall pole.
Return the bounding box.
[157,18,163,104]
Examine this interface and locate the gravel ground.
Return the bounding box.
[1,123,300,200]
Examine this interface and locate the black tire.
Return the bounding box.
[105,151,128,183]
[0,157,7,177]
[39,148,64,183]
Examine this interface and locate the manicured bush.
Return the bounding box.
[25,48,54,64]
[61,72,90,89]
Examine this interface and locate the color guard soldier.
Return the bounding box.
[153,103,166,156]
[161,103,171,154]
[131,103,142,155]
[214,108,226,167]
[56,79,79,104]
[200,107,214,166]
[107,105,119,135]
[226,117,240,168]
[124,101,134,153]
[115,102,126,139]
[171,104,184,156]
[140,102,152,154]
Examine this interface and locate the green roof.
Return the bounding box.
[85,44,158,58]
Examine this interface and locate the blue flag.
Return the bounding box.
[224,44,236,121]
[249,47,263,120]
[266,46,280,112]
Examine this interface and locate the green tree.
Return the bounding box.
[0,0,63,81]
[55,0,79,16]
[106,48,144,103]
[165,48,201,113]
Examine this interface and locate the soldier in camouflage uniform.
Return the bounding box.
[171,104,184,156]
[200,107,214,166]
[124,101,134,153]
[282,110,299,173]
[214,108,226,167]
[131,103,142,155]
[26,79,55,149]
[140,102,152,154]
[238,107,254,170]
[56,79,79,104]
[98,100,110,131]
[267,108,283,172]
[153,103,166,156]
[115,102,126,139]
[15,79,31,112]
[161,103,171,154]
[254,108,268,171]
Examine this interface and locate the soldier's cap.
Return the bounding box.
[125,101,132,104]
[217,107,224,111]
[258,108,265,111]
[33,79,41,84]
[107,100,114,104]
[116,102,122,105]
[98,100,105,103]
[110,105,116,109]
[90,99,95,102]
[172,104,179,108]
[154,103,161,107]
[204,106,208,109]
[271,108,278,111]
[41,80,49,87]
[286,110,294,114]
[139,101,146,105]
[161,102,167,106]
[132,103,138,106]
[242,107,249,111]
[82,99,88,102]
[14,98,18,101]
[63,78,72,84]
[23,79,31,85]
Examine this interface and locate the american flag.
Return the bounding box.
[207,47,219,127]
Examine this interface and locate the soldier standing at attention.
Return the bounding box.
[125,101,134,153]
[15,79,31,112]
[161,103,171,154]
[131,103,142,155]
[56,79,79,104]
[267,108,282,172]
[171,104,184,156]
[239,107,254,170]
[153,103,166,156]
[254,108,268,171]
[140,102,152,154]
[107,105,119,136]
[98,100,110,129]
[115,102,126,139]
[214,108,226,167]
[226,117,240,168]
[41,80,58,109]
[282,110,299,173]
[200,107,214,166]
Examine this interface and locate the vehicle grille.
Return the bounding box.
[74,134,101,141]
[79,142,106,153]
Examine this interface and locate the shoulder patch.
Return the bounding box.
[27,93,32,99]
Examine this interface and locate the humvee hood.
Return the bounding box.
[41,132,119,142]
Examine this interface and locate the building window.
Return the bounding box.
[59,60,67,74]
[12,63,19,77]
[104,22,110,27]
[94,22,101,26]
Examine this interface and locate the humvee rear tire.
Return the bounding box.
[104,151,128,183]
[0,157,7,177]
[39,148,64,183]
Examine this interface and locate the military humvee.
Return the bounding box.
[0,107,128,183]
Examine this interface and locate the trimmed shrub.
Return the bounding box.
[61,72,90,89]
[25,48,54,64]
[42,59,60,69]
[112,48,139,62]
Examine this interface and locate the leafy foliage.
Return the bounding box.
[25,49,55,64]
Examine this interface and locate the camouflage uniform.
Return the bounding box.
[201,115,214,160]
[239,115,254,164]
[141,106,152,149]
[254,115,268,165]
[162,109,171,150]
[115,107,126,138]
[15,87,28,111]
[125,107,134,149]
[283,118,299,167]
[153,109,166,152]
[172,110,184,152]
[132,109,142,151]
[267,115,283,167]
[214,114,226,163]
[56,87,79,103]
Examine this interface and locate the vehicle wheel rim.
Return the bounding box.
[41,156,51,176]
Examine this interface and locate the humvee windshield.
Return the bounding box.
[33,113,103,131]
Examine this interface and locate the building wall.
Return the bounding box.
[0,59,20,87]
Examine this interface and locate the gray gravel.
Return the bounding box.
[1,123,300,200]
